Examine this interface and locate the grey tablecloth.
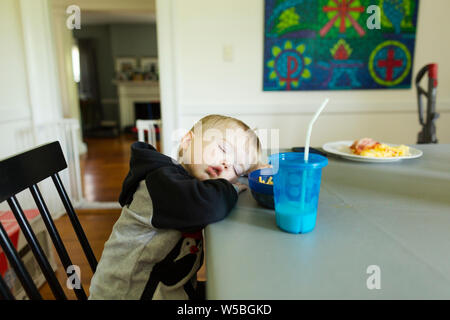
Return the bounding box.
[205,145,450,299]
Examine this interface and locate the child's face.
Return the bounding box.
[180,130,257,183]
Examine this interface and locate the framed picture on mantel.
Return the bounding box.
[140,57,158,74]
[115,57,137,73]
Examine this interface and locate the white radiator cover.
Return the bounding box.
[0,119,84,217]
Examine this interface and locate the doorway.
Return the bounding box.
[72,10,161,205]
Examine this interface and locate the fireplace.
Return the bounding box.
[115,81,160,131]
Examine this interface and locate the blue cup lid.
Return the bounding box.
[269,152,328,170]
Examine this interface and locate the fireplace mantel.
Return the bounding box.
[114,81,160,130]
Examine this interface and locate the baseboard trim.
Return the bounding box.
[73,200,122,210]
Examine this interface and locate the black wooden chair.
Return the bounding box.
[0,142,97,300]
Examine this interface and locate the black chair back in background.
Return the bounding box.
[0,141,97,300]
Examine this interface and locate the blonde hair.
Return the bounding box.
[184,114,262,172]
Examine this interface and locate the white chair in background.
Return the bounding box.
[136,119,162,147]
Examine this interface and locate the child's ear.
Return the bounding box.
[180,131,193,151]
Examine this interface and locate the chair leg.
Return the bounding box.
[0,274,15,300]
[30,184,88,300]
[7,196,67,300]
[51,173,98,273]
[0,222,41,300]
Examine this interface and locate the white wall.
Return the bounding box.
[161,0,450,150]
[0,0,34,157]
[0,0,64,153]
[0,0,69,215]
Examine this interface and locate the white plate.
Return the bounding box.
[322,140,423,163]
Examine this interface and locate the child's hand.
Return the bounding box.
[255,163,272,169]
[248,162,272,174]
[233,182,248,194]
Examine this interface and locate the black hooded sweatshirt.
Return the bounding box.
[89,142,239,300]
[119,142,238,232]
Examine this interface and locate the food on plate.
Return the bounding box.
[259,176,273,185]
[350,138,410,158]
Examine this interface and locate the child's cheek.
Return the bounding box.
[223,170,238,183]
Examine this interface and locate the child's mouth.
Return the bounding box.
[206,166,222,177]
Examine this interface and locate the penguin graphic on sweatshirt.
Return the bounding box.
[140,231,204,300]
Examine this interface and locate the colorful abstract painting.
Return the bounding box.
[263,0,419,91]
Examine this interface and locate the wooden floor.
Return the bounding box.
[38,209,122,299]
[79,134,135,202]
[39,135,205,299]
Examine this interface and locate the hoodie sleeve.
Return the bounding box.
[145,166,238,232]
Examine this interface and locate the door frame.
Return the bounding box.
[156,0,180,156]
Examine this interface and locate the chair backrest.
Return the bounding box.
[136,119,161,147]
[0,142,97,300]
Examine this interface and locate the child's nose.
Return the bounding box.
[221,162,231,170]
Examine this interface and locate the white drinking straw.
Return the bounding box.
[304,98,330,162]
[300,98,329,209]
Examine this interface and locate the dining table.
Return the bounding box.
[205,144,450,299]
